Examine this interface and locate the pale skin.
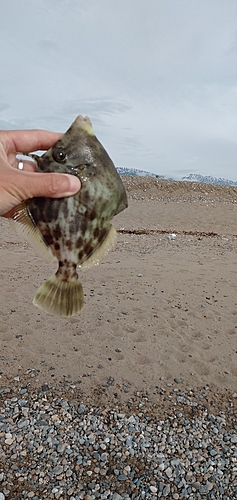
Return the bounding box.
[0,129,81,217]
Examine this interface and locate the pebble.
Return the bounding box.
[168,232,177,239]
[4,438,13,445]
[231,434,237,443]
[0,384,236,499]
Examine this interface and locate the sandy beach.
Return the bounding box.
[0,176,237,402]
[1,176,237,499]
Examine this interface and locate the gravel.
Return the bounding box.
[122,176,237,204]
[0,381,236,499]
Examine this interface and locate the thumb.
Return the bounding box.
[23,172,81,198]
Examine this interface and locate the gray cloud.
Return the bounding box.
[1,1,237,178]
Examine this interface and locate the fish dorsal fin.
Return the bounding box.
[80,224,117,272]
[8,202,55,264]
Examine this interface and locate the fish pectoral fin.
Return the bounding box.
[80,224,117,272]
[8,201,55,264]
[33,275,84,317]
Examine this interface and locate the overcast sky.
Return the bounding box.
[1,1,237,180]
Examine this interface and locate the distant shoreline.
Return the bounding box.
[117,168,237,186]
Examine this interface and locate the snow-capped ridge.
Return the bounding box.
[182,173,237,186]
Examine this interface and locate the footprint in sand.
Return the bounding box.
[123,325,136,333]
[228,328,237,335]
[230,364,237,376]
[2,332,14,342]
[114,352,124,361]
[206,355,217,363]
[136,354,152,365]
[130,332,147,343]
[176,353,187,364]
[0,322,8,333]
[192,361,210,376]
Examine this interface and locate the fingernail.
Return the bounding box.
[64,174,81,194]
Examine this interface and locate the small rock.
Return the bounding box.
[206,481,213,491]
[163,484,171,496]
[4,439,13,445]
[165,467,173,478]
[77,404,86,414]
[52,465,64,476]
[100,469,107,476]
[5,433,12,440]
[17,419,29,428]
[118,474,128,481]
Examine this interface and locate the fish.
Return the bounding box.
[9,115,128,317]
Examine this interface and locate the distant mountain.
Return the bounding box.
[182,173,237,186]
[116,166,160,178]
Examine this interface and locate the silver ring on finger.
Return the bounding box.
[18,160,24,170]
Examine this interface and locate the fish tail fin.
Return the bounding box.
[33,275,84,317]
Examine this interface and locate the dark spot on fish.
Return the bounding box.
[44,199,54,222]
[62,202,69,218]
[85,210,97,220]
[98,227,107,242]
[84,243,93,257]
[42,232,54,246]
[78,250,85,261]
[81,190,90,205]
[79,218,87,235]
[53,224,62,240]
[66,239,72,251]
[93,227,99,238]
[69,224,76,235]
[57,261,78,281]
[77,236,83,248]
[54,242,60,251]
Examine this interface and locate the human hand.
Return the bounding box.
[0,129,81,217]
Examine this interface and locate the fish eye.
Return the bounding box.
[53,148,66,163]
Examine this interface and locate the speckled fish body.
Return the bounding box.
[9,115,127,316]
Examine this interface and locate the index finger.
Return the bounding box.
[2,129,63,155]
